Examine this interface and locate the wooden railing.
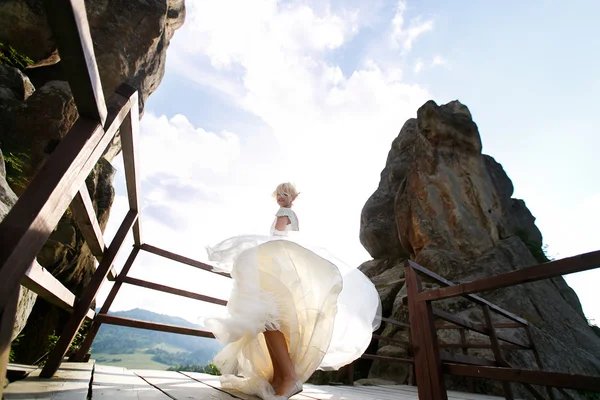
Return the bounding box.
[0,1,231,394]
[350,266,549,396]
[1,3,599,400]
[404,253,600,400]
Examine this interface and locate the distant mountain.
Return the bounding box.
[92,308,222,367]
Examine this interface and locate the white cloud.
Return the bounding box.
[99,0,433,323]
[432,54,447,66]
[414,59,424,73]
[390,0,433,53]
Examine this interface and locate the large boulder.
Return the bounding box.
[0,149,38,343]
[360,100,600,398]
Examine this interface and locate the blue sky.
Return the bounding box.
[99,0,599,326]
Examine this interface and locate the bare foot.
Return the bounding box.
[270,376,282,392]
[275,377,301,397]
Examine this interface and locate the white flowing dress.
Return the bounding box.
[205,207,381,399]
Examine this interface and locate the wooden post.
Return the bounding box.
[43,0,107,124]
[417,287,448,400]
[482,305,514,400]
[406,263,447,399]
[526,325,555,400]
[40,211,137,377]
[115,85,143,246]
[459,328,475,392]
[405,263,431,399]
[71,247,140,361]
[0,289,19,398]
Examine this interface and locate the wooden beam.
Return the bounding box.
[22,261,94,319]
[439,343,522,350]
[379,316,411,328]
[525,325,556,400]
[42,0,107,124]
[70,186,104,256]
[359,354,414,364]
[69,185,116,281]
[406,264,431,400]
[436,322,522,329]
[439,351,495,366]
[483,304,514,399]
[70,185,104,258]
[418,250,600,303]
[115,85,143,246]
[432,308,529,349]
[371,334,411,347]
[443,363,600,392]
[0,289,19,399]
[140,244,231,278]
[407,260,529,326]
[0,91,132,310]
[120,276,227,306]
[72,247,140,361]
[95,314,215,339]
[40,210,137,377]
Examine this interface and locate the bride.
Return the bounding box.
[205,182,381,399]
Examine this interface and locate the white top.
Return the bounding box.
[270,207,299,235]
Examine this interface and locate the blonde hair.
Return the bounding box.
[272,182,299,199]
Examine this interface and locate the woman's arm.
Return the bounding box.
[274,216,290,231]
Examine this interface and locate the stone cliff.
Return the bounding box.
[360,100,600,397]
[0,0,185,363]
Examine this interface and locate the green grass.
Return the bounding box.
[92,349,171,370]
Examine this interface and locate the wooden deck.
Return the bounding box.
[3,361,506,400]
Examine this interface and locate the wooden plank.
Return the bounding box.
[405,265,433,400]
[459,328,475,392]
[525,325,556,400]
[116,85,143,246]
[437,323,523,330]
[132,369,236,399]
[40,210,137,378]
[440,351,495,366]
[179,371,262,400]
[360,354,414,364]
[92,364,170,399]
[22,261,95,319]
[141,244,232,278]
[443,363,600,391]
[72,247,140,361]
[371,334,411,347]
[379,316,411,328]
[417,299,447,399]
[439,343,522,350]
[96,314,215,339]
[42,0,107,124]
[70,185,105,260]
[0,90,131,311]
[432,308,529,349]
[482,305,514,400]
[6,363,37,381]
[0,289,19,399]
[419,250,600,303]
[120,275,228,306]
[4,361,94,399]
[407,260,529,326]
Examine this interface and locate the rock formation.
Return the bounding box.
[0,0,185,363]
[360,100,600,398]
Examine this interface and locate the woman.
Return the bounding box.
[206,183,381,399]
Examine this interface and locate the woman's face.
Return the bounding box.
[276,192,293,207]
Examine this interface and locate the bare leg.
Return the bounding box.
[265,337,282,390]
[263,330,298,396]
